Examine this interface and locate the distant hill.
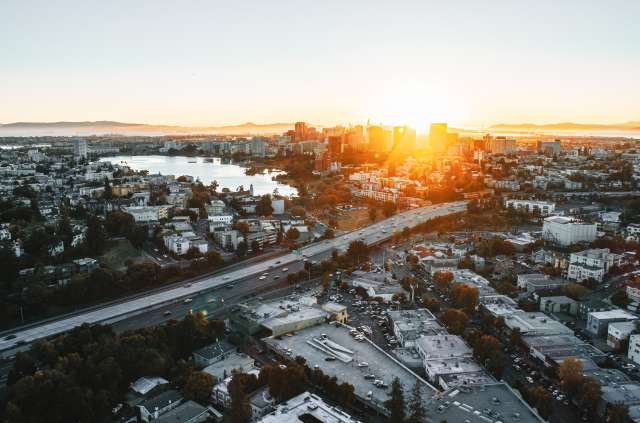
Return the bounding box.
[490,121,640,131]
[0,120,303,136]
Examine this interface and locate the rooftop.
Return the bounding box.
[264,322,437,412]
[415,335,472,359]
[426,383,545,423]
[202,352,255,379]
[130,376,169,396]
[503,312,573,336]
[589,309,637,320]
[154,400,209,423]
[257,392,360,423]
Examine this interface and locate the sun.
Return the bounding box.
[362,80,467,131]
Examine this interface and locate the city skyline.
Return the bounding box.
[1,0,639,128]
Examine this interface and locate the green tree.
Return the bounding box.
[383,201,397,217]
[226,374,251,423]
[607,404,633,423]
[406,381,426,423]
[369,207,377,221]
[256,194,274,217]
[384,377,405,422]
[441,308,468,335]
[85,215,106,254]
[183,371,214,403]
[286,227,300,241]
[236,241,248,258]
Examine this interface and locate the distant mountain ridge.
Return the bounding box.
[0,120,305,136]
[490,121,640,131]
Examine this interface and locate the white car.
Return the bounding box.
[282,268,289,272]
[259,276,266,280]
[183,298,192,304]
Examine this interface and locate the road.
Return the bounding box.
[0,201,467,356]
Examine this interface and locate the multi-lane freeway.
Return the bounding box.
[0,201,467,356]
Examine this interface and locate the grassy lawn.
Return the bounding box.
[99,239,146,271]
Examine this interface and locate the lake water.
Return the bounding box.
[99,155,297,196]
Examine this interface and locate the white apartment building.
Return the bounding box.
[505,199,556,216]
[358,188,400,203]
[567,248,620,283]
[608,321,636,349]
[164,235,190,255]
[494,180,520,191]
[206,200,226,215]
[208,213,234,230]
[125,206,159,223]
[628,334,640,365]
[74,139,88,159]
[627,224,640,242]
[542,216,597,246]
[628,283,640,303]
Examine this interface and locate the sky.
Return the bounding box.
[1,0,639,130]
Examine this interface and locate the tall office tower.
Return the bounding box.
[74,139,88,159]
[367,125,385,152]
[537,139,562,156]
[487,136,517,154]
[429,123,448,152]
[294,122,308,141]
[328,135,344,156]
[392,126,416,152]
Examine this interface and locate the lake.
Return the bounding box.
[99,155,297,196]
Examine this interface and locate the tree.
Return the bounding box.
[345,240,369,265]
[291,206,306,218]
[558,357,584,398]
[406,381,426,423]
[528,385,553,419]
[226,374,251,423]
[607,404,633,423]
[579,376,602,412]
[256,194,274,217]
[183,371,214,403]
[250,240,260,253]
[450,284,479,313]
[369,207,377,221]
[103,178,113,200]
[286,227,300,241]
[384,377,405,422]
[383,201,397,218]
[509,327,522,348]
[85,215,106,254]
[433,271,453,293]
[441,308,468,335]
[236,241,248,258]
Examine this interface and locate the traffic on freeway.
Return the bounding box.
[0,200,467,354]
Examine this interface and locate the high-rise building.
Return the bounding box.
[392,126,417,152]
[537,139,561,156]
[328,135,344,156]
[367,125,385,152]
[429,123,448,152]
[487,136,517,154]
[74,139,88,159]
[294,122,307,141]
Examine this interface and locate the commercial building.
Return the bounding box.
[505,199,556,216]
[587,309,637,337]
[229,297,328,337]
[542,216,597,246]
[537,139,561,156]
[429,123,449,152]
[539,296,578,315]
[257,392,360,423]
[607,321,636,349]
[503,312,573,337]
[425,382,546,423]
[516,273,568,293]
[523,334,605,367]
[387,309,443,347]
[73,139,88,159]
[567,248,620,283]
[487,137,517,155]
[628,334,640,365]
[264,322,437,416]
